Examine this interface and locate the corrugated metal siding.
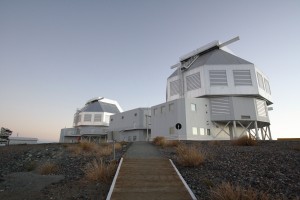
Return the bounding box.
[186,72,201,91]
[210,97,231,115]
[256,99,267,117]
[209,70,228,86]
[170,79,181,96]
[233,70,252,86]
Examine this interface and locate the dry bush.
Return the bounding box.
[176,144,205,167]
[97,146,113,157]
[38,162,59,175]
[79,141,97,152]
[120,141,128,146]
[67,145,82,154]
[163,140,181,147]
[114,143,122,151]
[210,182,272,200]
[84,159,117,183]
[153,136,166,146]
[232,135,257,146]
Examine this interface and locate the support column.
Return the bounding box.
[260,128,265,140]
[267,126,272,140]
[254,121,260,140]
[233,120,237,138]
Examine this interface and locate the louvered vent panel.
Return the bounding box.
[257,72,265,90]
[84,114,92,122]
[94,114,102,122]
[186,72,201,91]
[264,79,271,94]
[170,79,181,96]
[256,99,267,117]
[233,70,252,86]
[209,70,228,86]
[210,97,231,115]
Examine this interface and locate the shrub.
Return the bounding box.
[97,146,112,157]
[114,142,122,151]
[153,136,166,146]
[176,144,205,167]
[84,159,116,183]
[24,161,37,171]
[79,141,97,152]
[210,182,272,200]
[232,135,257,146]
[38,162,59,175]
[163,140,181,148]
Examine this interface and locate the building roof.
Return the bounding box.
[169,49,252,78]
[80,100,121,113]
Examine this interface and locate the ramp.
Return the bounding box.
[107,142,195,200]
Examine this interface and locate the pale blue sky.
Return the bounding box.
[0,0,299,142]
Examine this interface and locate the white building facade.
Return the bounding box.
[151,39,273,140]
[109,108,151,142]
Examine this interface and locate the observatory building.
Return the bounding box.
[151,38,273,140]
[59,97,122,143]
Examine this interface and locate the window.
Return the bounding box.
[207,129,211,136]
[121,116,124,119]
[191,103,196,111]
[77,115,81,123]
[169,103,174,111]
[200,128,205,135]
[161,106,166,114]
[192,127,198,135]
[84,114,92,122]
[94,114,102,122]
[133,136,137,141]
[134,113,137,117]
[209,70,228,86]
[169,127,175,135]
[153,108,157,116]
[110,118,113,122]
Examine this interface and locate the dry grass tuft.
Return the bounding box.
[209,140,221,146]
[232,135,257,146]
[38,162,59,175]
[163,140,181,148]
[79,141,97,152]
[97,146,113,157]
[84,159,117,183]
[176,144,205,167]
[153,136,166,146]
[114,143,122,151]
[210,182,272,200]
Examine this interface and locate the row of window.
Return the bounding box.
[110,112,139,122]
[170,70,271,96]
[74,114,110,123]
[169,126,210,136]
[153,103,198,116]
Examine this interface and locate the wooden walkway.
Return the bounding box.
[107,142,194,200]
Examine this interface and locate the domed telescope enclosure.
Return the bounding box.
[165,37,273,140]
[60,97,123,143]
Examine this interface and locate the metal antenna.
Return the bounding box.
[219,36,240,48]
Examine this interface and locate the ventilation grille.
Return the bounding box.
[94,114,102,122]
[170,79,181,96]
[84,114,92,122]
[209,70,228,86]
[186,72,201,91]
[264,78,271,94]
[233,70,252,86]
[257,72,265,90]
[256,99,267,117]
[211,97,231,115]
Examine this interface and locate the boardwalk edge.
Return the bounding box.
[106,157,124,200]
[169,159,197,200]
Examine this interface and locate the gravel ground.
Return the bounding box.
[159,140,300,200]
[0,143,129,200]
